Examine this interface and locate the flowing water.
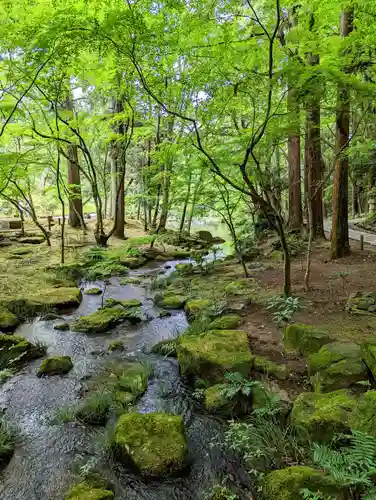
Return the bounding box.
[0,259,253,500]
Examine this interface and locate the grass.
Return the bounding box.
[0,418,18,468]
[0,369,13,384]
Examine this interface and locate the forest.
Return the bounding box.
[1,1,376,499]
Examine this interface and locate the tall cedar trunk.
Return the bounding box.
[111,98,126,239]
[287,9,303,232]
[305,54,325,239]
[331,9,353,259]
[66,97,84,228]
[353,182,360,217]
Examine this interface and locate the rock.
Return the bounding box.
[175,263,194,274]
[155,293,187,310]
[155,254,171,262]
[224,279,256,296]
[104,298,141,309]
[158,310,171,318]
[72,306,141,334]
[38,356,73,376]
[151,339,177,357]
[361,343,376,379]
[0,308,19,333]
[113,412,188,478]
[184,299,211,320]
[209,315,241,330]
[346,292,376,314]
[177,329,253,384]
[38,287,82,310]
[196,230,213,242]
[66,482,114,500]
[253,356,288,380]
[19,236,45,245]
[0,334,44,370]
[0,239,12,247]
[40,313,64,321]
[204,384,250,417]
[170,250,191,258]
[84,287,103,295]
[119,277,143,285]
[263,466,341,500]
[308,342,368,392]
[224,297,252,313]
[54,322,70,331]
[283,323,330,356]
[291,389,356,442]
[120,257,147,269]
[108,340,124,352]
[350,390,376,437]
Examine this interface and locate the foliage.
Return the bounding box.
[217,372,261,399]
[0,418,18,467]
[266,296,302,325]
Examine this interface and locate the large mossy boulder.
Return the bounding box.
[177,329,253,384]
[253,356,288,381]
[291,389,356,442]
[308,342,368,392]
[346,292,376,314]
[361,343,376,379]
[113,412,188,478]
[184,299,211,320]
[0,308,19,332]
[155,293,187,310]
[350,390,376,437]
[66,482,114,500]
[263,466,342,500]
[104,298,141,309]
[283,323,330,356]
[72,306,140,334]
[38,356,73,376]
[39,287,82,310]
[0,334,44,369]
[84,287,103,296]
[209,314,241,330]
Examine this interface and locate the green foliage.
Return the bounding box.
[0,418,18,468]
[217,372,259,399]
[267,296,302,325]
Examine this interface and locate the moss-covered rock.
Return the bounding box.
[346,292,376,314]
[224,279,256,296]
[283,323,330,356]
[38,356,73,376]
[253,356,288,380]
[203,384,250,417]
[72,306,141,334]
[308,342,367,392]
[263,466,342,500]
[0,308,19,332]
[66,482,114,500]
[209,315,241,330]
[350,390,376,437]
[37,287,82,310]
[151,338,177,357]
[155,293,187,310]
[184,299,211,319]
[177,329,253,384]
[291,389,356,442]
[84,288,103,296]
[54,322,70,331]
[0,334,44,369]
[175,263,194,275]
[113,412,188,477]
[104,298,141,309]
[361,343,376,379]
[120,256,147,269]
[40,313,64,321]
[108,340,124,352]
[119,277,143,285]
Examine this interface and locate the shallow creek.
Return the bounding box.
[0,259,253,500]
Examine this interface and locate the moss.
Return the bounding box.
[184,299,211,319]
[84,288,103,295]
[253,356,288,380]
[85,261,128,280]
[108,340,124,352]
[308,342,367,392]
[175,263,194,274]
[346,292,376,314]
[0,334,43,370]
[204,384,250,417]
[350,390,376,436]
[0,308,19,332]
[209,315,241,330]
[104,298,141,309]
[151,339,177,357]
[54,322,70,331]
[66,482,114,500]
[283,323,330,356]
[72,306,141,334]
[177,329,253,384]
[291,389,356,442]
[361,343,376,379]
[169,250,191,258]
[155,293,187,310]
[120,277,142,285]
[38,356,73,376]
[263,466,342,500]
[113,412,188,477]
[120,256,147,269]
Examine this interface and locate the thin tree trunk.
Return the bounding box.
[178,172,192,239]
[56,152,65,264]
[187,170,203,234]
[158,163,170,231]
[331,9,353,259]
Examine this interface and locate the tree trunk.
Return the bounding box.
[331,9,353,259]
[305,54,325,239]
[352,182,360,217]
[158,163,170,231]
[178,172,192,239]
[66,97,84,229]
[111,98,126,239]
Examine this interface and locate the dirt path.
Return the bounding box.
[324,220,376,246]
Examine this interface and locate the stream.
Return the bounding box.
[0,258,253,500]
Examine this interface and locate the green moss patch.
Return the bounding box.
[350,390,376,437]
[66,482,114,500]
[104,298,141,309]
[120,277,143,285]
[54,322,70,331]
[0,334,44,370]
[184,299,211,319]
[361,343,376,379]
[151,338,177,357]
[308,342,368,392]
[38,356,73,376]
[0,308,19,332]
[155,293,187,310]
[209,315,241,330]
[113,412,188,477]
[253,356,288,380]
[291,390,356,442]
[204,384,250,417]
[72,306,141,334]
[84,288,103,296]
[263,466,341,500]
[177,329,253,384]
[283,323,330,356]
